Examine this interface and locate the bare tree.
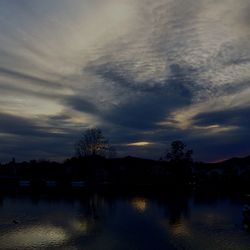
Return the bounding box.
[75,128,115,158]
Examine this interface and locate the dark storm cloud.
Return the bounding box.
[85,62,195,129]
[0,113,49,137]
[186,129,250,162]
[64,61,197,131]
[65,97,100,115]
[193,108,250,128]
[0,113,76,138]
[104,83,192,130]
[190,106,250,160]
[0,113,81,161]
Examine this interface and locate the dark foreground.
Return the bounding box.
[0,190,250,250]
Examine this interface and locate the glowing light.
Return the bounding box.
[131,197,148,213]
[126,141,153,147]
[0,225,68,249]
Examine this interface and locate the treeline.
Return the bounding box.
[1,155,250,191]
[1,128,250,191]
[0,156,188,186]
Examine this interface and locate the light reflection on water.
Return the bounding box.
[0,225,68,249]
[131,197,148,213]
[0,192,250,250]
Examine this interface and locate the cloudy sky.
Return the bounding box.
[0,0,250,162]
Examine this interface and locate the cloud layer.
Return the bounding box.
[0,0,250,162]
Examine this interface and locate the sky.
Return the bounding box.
[0,0,250,162]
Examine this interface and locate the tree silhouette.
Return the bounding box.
[165,140,193,163]
[165,140,193,184]
[75,128,115,158]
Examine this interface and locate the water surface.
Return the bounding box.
[0,191,249,250]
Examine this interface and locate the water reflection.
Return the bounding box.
[170,221,191,237]
[71,219,89,234]
[0,225,68,249]
[0,192,249,250]
[131,197,148,213]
